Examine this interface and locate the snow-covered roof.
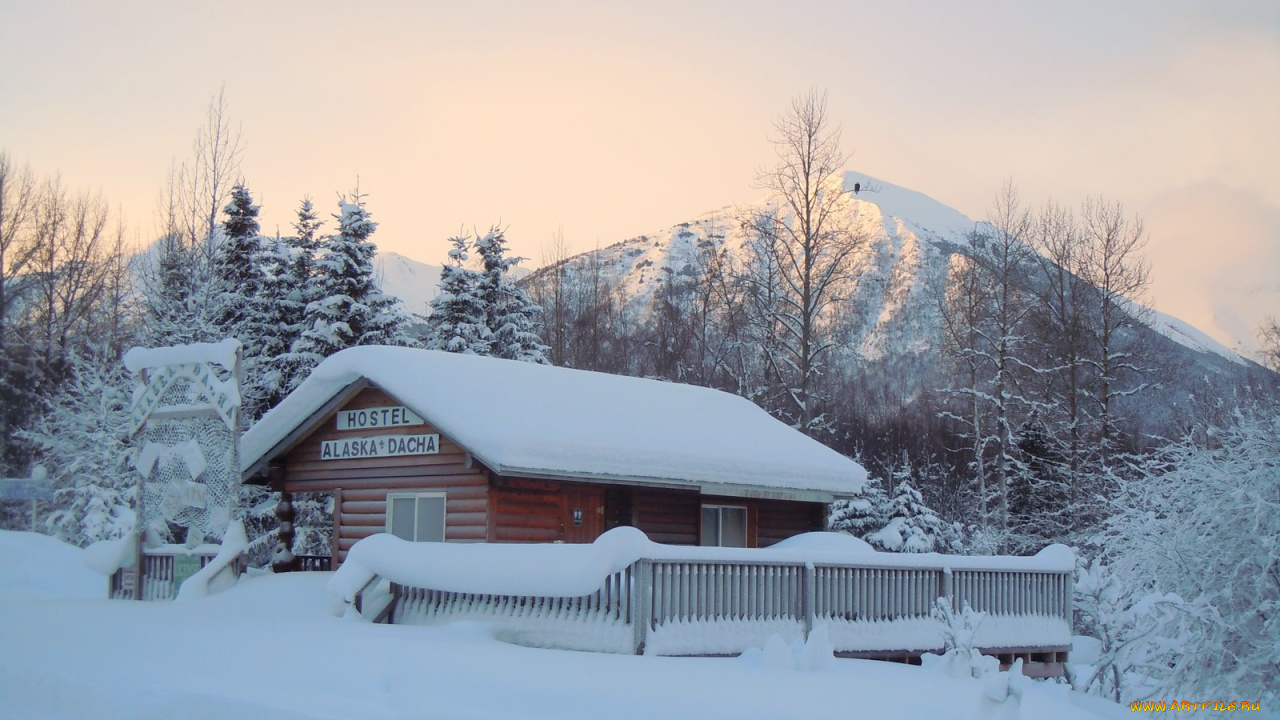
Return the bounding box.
[241,347,866,501]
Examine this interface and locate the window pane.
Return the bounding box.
[722,507,747,548]
[417,496,446,542]
[700,506,719,546]
[390,497,416,541]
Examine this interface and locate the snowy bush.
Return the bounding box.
[922,598,997,680]
[1089,404,1278,709]
[1070,557,1186,703]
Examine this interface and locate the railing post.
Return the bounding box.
[940,567,953,608]
[1064,570,1074,625]
[632,559,653,655]
[802,562,816,638]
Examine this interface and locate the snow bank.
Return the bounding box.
[82,532,136,576]
[648,617,805,656]
[0,530,104,600]
[0,567,1119,720]
[243,346,867,498]
[770,531,875,554]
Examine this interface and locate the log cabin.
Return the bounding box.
[240,347,867,567]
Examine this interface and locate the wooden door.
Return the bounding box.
[560,485,605,543]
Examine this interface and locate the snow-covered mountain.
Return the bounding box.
[374,251,531,319]
[510,170,1251,368]
[373,252,442,318]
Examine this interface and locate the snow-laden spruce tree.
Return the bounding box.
[828,474,890,540]
[867,465,952,553]
[1093,404,1280,709]
[19,353,135,546]
[210,183,287,420]
[212,183,264,336]
[424,234,493,355]
[271,198,324,400]
[474,226,550,364]
[248,236,298,419]
[285,193,416,388]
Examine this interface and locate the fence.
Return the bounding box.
[358,549,1073,671]
[109,546,245,600]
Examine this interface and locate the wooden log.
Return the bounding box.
[338,485,489,503]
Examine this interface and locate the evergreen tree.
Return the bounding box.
[19,354,135,546]
[868,465,951,553]
[272,198,324,399]
[212,183,263,336]
[286,193,415,387]
[424,235,492,355]
[828,473,890,540]
[210,183,287,420]
[143,233,220,347]
[250,236,297,418]
[474,226,550,364]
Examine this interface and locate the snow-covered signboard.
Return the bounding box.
[0,466,53,501]
[124,340,242,545]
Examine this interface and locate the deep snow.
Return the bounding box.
[0,530,1125,720]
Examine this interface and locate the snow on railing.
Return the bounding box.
[104,525,248,601]
[334,529,1073,663]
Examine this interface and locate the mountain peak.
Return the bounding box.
[843,171,977,240]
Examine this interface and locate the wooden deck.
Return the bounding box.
[354,549,1073,676]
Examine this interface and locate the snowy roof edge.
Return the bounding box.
[243,378,847,502]
[241,348,866,498]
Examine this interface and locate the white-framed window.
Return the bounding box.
[386,492,446,542]
[701,504,747,548]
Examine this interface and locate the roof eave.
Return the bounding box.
[498,466,842,504]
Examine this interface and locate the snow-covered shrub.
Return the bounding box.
[922,597,997,679]
[1091,405,1278,709]
[1070,557,1186,703]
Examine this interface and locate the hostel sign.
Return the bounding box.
[336,405,424,431]
[320,434,440,460]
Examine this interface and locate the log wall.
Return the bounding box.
[757,500,827,547]
[631,488,701,545]
[281,387,489,561]
[489,477,563,543]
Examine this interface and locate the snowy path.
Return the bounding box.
[0,532,1121,720]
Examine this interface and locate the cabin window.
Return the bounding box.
[386,492,446,542]
[701,504,747,547]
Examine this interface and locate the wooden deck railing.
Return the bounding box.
[357,549,1073,672]
[110,547,245,600]
[295,555,333,572]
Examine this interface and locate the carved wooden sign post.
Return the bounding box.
[123,339,243,552]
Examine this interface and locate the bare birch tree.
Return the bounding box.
[1079,197,1152,461]
[741,89,869,434]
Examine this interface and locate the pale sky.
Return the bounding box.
[2,0,1277,353]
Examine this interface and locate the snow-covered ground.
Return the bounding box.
[0,530,1125,720]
